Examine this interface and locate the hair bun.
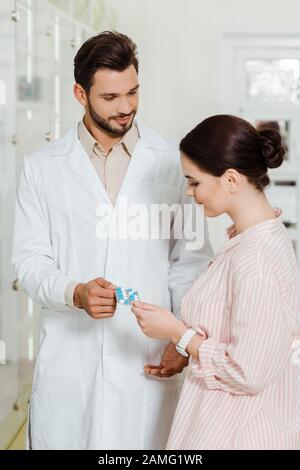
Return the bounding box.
[259,129,285,169]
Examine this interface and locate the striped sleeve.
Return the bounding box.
[190,276,292,395]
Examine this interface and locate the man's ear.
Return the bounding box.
[73,83,88,107]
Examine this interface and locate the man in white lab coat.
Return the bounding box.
[12,31,213,450]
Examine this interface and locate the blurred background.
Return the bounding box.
[1,0,300,449]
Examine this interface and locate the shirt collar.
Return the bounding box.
[216,207,283,256]
[78,119,139,158]
[121,121,139,156]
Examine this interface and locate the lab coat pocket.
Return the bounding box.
[31,307,76,394]
[51,232,68,273]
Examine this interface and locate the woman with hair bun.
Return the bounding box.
[132,115,300,450]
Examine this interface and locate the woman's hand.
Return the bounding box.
[131,301,187,342]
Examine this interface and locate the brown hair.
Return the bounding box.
[74,31,138,92]
[180,115,285,191]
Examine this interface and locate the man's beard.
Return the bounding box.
[87,97,136,137]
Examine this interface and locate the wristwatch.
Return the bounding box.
[176,328,198,357]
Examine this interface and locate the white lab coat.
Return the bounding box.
[12,122,213,450]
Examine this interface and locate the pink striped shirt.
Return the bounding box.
[166,211,300,450]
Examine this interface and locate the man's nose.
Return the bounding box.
[117,97,132,115]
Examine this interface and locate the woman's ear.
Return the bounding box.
[221,169,241,194]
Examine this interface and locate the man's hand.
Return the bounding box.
[144,342,189,378]
[73,277,116,319]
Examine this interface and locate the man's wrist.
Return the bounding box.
[73,283,85,308]
[64,280,80,308]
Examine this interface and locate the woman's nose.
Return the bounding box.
[185,186,194,197]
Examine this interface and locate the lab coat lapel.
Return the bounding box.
[51,125,160,206]
[115,137,158,203]
[52,126,111,205]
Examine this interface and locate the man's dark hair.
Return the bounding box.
[74,30,138,92]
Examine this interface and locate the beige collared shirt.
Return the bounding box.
[64,120,139,307]
[78,119,139,205]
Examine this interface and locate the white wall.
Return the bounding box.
[108,0,300,251]
[110,0,300,138]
